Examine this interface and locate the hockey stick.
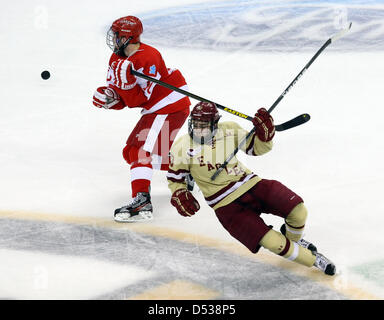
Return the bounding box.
[268,22,352,114]
[131,69,307,132]
[210,22,352,180]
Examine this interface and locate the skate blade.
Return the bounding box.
[114,211,153,223]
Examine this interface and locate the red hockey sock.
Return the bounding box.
[131,179,151,197]
[130,163,153,197]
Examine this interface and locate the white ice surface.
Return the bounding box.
[0,249,154,299]
[1,0,384,299]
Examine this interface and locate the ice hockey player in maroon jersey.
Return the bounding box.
[167,102,336,275]
[92,16,190,222]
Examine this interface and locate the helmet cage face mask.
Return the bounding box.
[106,27,132,56]
[106,16,142,56]
[188,118,219,145]
[188,102,221,144]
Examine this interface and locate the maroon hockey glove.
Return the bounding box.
[171,189,200,217]
[252,108,275,142]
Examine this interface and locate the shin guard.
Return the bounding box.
[260,229,316,267]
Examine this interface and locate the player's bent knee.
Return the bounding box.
[122,145,133,164]
[285,202,308,228]
[123,145,152,166]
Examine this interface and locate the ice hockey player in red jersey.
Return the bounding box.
[167,102,336,276]
[93,16,190,222]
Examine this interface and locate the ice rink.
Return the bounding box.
[1,0,384,300]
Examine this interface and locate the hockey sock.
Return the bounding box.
[284,203,308,242]
[260,229,316,267]
[131,179,151,197]
[130,163,153,197]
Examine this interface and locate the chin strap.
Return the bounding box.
[114,36,133,57]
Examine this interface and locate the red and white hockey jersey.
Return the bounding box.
[106,43,190,114]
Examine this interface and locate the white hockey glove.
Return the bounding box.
[93,86,121,109]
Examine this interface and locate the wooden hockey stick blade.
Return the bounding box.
[275,113,310,131]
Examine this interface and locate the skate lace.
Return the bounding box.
[315,254,328,270]
[298,238,310,247]
[124,194,143,208]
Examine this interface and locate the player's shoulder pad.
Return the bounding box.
[169,133,192,163]
[131,43,161,65]
[218,121,243,131]
[139,43,161,56]
[171,133,190,151]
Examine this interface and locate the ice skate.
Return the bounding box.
[280,224,317,254]
[114,192,153,222]
[314,252,336,276]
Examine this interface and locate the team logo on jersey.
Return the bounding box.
[187,147,201,157]
[149,65,156,75]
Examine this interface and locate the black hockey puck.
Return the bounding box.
[41,70,50,80]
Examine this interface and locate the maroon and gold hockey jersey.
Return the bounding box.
[167,121,273,210]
